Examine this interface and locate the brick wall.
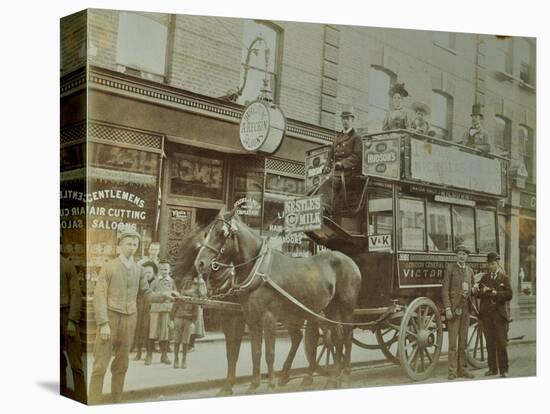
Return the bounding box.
[60,10,87,75]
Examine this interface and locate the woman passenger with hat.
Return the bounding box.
[442,244,475,380]
[409,101,432,135]
[382,82,412,131]
[472,252,513,377]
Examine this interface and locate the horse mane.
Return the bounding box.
[172,223,206,284]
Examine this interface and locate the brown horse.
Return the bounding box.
[172,223,246,396]
[194,207,362,392]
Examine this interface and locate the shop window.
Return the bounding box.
[116,12,168,77]
[368,67,396,131]
[232,169,264,231]
[431,91,453,140]
[519,125,535,183]
[170,152,224,199]
[494,115,511,150]
[399,198,425,251]
[427,202,452,252]
[238,20,282,105]
[452,206,475,253]
[91,143,159,175]
[519,217,536,295]
[476,209,497,253]
[433,32,456,53]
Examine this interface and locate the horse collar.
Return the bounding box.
[231,240,272,292]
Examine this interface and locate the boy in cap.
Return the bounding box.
[461,104,491,153]
[442,244,475,380]
[89,229,179,404]
[472,252,513,377]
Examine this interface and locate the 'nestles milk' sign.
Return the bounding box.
[362,137,401,180]
[284,196,322,233]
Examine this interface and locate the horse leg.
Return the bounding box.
[302,320,318,386]
[325,307,343,388]
[278,322,303,386]
[341,312,354,386]
[263,312,277,391]
[218,315,245,396]
[247,322,263,393]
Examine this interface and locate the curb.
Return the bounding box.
[107,337,535,403]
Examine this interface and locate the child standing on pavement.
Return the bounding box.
[170,275,207,368]
[146,260,176,365]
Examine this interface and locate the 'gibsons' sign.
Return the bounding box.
[284,196,322,233]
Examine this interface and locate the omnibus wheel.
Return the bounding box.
[466,298,489,369]
[398,297,443,381]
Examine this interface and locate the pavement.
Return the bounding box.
[74,316,536,403]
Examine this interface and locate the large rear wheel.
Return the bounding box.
[466,299,488,368]
[398,297,443,381]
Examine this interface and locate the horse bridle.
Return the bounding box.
[196,217,267,273]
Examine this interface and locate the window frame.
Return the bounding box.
[475,208,498,254]
[368,66,397,129]
[398,196,427,252]
[494,115,511,150]
[426,201,453,253]
[431,90,454,140]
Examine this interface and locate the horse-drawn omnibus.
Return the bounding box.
[302,129,508,381]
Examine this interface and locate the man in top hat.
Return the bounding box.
[442,244,475,380]
[89,229,179,404]
[461,104,491,153]
[409,102,432,135]
[472,252,513,377]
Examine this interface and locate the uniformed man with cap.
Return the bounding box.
[472,252,513,377]
[442,244,475,380]
[461,104,491,153]
[315,105,363,212]
[89,229,179,404]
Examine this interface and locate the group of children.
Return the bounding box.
[135,257,207,369]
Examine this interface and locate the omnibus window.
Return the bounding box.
[476,209,497,253]
[452,206,475,252]
[427,202,452,251]
[399,199,425,251]
[368,190,393,236]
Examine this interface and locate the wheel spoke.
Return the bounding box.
[419,348,425,372]
[407,346,418,365]
[424,348,433,364]
[425,313,435,330]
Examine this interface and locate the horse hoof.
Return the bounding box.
[267,382,277,392]
[325,379,339,389]
[301,376,314,386]
[278,374,290,386]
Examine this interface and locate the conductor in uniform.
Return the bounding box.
[472,252,513,377]
[89,230,179,403]
[316,105,363,212]
[442,245,475,380]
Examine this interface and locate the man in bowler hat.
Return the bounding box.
[461,104,491,153]
[89,229,179,403]
[472,252,513,377]
[442,245,475,380]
